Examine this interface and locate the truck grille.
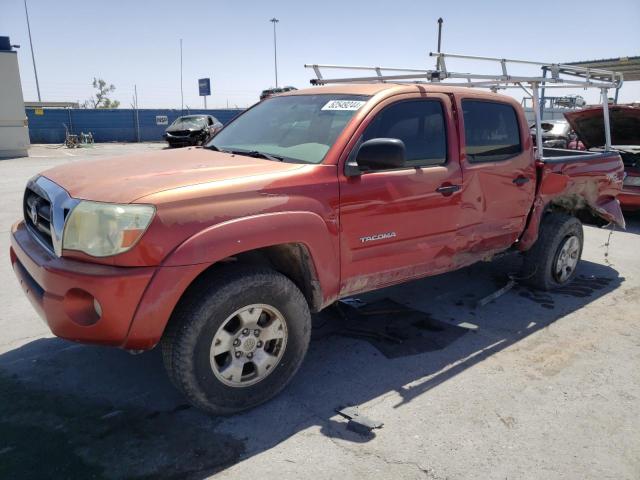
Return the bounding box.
[24,187,54,252]
[23,177,79,257]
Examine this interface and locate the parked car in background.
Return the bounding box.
[529,119,583,149]
[163,115,223,148]
[565,105,640,212]
[259,86,297,101]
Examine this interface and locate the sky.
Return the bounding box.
[2,0,639,109]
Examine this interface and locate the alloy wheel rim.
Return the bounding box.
[554,235,580,283]
[209,304,288,388]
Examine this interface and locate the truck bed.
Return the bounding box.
[540,148,616,163]
[517,148,625,250]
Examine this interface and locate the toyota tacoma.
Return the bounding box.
[11,83,625,414]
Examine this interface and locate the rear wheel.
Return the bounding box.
[162,267,311,415]
[521,212,583,290]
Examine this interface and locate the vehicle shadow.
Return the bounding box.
[623,213,640,234]
[0,257,624,479]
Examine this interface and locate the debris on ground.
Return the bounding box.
[601,225,615,266]
[475,279,517,307]
[336,406,384,435]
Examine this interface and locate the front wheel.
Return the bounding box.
[521,212,584,290]
[162,267,311,415]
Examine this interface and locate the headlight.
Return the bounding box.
[62,201,155,257]
[623,175,640,187]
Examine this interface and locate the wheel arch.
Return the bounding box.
[123,212,339,350]
[519,187,623,252]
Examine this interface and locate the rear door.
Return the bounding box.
[456,98,536,252]
[338,94,463,296]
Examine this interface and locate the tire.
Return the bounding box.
[521,212,584,290]
[162,267,311,415]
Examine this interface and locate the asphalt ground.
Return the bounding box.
[0,143,638,479]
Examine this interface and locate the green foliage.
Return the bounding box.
[83,77,121,109]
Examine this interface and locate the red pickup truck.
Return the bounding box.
[10,83,625,414]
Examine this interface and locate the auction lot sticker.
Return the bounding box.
[322,100,366,111]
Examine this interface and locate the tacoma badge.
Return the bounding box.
[360,232,397,243]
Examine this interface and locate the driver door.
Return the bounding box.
[339,94,463,296]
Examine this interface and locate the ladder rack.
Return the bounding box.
[304,52,625,157]
[305,52,623,88]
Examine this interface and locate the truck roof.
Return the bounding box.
[284,83,514,101]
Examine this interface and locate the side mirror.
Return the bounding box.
[352,138,406,174]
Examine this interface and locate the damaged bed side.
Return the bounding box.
[518,150,626,251]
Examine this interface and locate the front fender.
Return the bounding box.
[123,211,339,349]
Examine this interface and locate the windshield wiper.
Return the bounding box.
[204,145,285,162]
[227,149,284,162]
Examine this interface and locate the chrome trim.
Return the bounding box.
[26,176,80,257]
[25,223,56,257]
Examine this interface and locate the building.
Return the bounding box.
[0,36,29,159]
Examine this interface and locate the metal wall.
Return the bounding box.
[25,108,244,144]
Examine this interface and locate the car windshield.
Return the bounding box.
[171,116,207,128]
[207,94,370,164]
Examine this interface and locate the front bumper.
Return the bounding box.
[620,186,640,211]
[164,131,204,146]
[10,221,155,347]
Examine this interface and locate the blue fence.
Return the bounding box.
[26,108,245,144]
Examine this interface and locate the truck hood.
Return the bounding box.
[564,105,640,149]
[41,147,304,203]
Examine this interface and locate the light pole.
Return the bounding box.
[24,0,41,101]
[270,18,279,88]
[179,38,184,112]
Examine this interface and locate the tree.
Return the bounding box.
[83,78,120,109]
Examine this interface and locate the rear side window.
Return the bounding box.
[363,100,447,167]
[462,100,521,163]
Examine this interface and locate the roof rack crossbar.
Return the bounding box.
[304,52,624,89]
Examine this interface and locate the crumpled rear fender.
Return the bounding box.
[518,158,625,251]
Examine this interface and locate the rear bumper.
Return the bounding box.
[10,221,156,347]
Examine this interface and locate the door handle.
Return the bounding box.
[513,176,530,186]
[436,184,461,195]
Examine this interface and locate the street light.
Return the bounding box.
[24,0,41,101]
[180,38,184,112]
[270,18,279,88]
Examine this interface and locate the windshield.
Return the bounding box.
[208,94,370,164]
[170,116,207,128]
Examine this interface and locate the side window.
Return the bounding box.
[362,100,447,167]
[462,100,522,163]
[208,117,214,126]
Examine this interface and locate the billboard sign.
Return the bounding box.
[198,78,211,96]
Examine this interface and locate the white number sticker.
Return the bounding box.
[321,100,366,111]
